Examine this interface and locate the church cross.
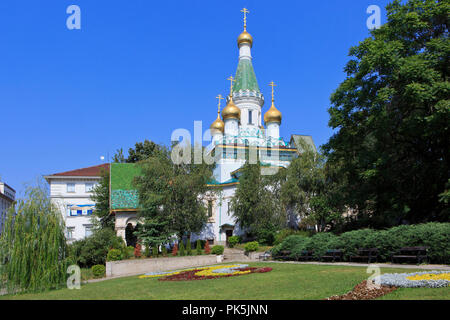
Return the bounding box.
[269,81,276,102]
[227,75,235,96]
[216,94,224,113]
[241,8,249,30]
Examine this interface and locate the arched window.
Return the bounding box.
[248,110,252,124]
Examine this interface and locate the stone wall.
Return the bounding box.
[106,255,222,278]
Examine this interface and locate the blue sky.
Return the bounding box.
[0,0,391,195]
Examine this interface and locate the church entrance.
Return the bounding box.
[125,223,137,247]
[225,229,233,247]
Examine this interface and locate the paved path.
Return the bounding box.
[256,260,450,270]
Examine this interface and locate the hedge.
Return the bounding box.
[211,245,225,255]
[271,222,450,264]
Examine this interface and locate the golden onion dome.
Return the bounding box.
[222,96,241,120]
[264,101,282,124]
[237,30,253,47]
[210,113,224,133]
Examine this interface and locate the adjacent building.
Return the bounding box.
[0,182,16,234]
[44,164,109,242]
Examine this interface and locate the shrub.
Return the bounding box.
[134,243,142,258]
[244,241,259,252]
[186,239,192,256]
[124,246,134,259]
[211,245,224,255]
[179,242,185,256]
[271,235,309,259]
[204,241,211,254]
[106,248,123,261]
[256,229,276,246]
[303,232,339,259]
[162,245,167,256]
[336,229,376,260]
[91,265,106,278]
[274,229,311,245]
[172,243,178,256]
[152,246,158,257]
[196,240,202,255]
[227,236,239,248]
[144,244,151,258]
[68,228,125,268]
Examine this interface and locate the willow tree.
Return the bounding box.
[0,185,68,294]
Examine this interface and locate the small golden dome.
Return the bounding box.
[237,30,253,47]
[264,102,282,124]
[222,96,241,120]
[210,113,224,133]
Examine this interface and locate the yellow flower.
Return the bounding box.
[406,273,450,282]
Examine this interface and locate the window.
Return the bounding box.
[248,110,252,124]
[85,183,94,192]
[227,201,231,216]
[67,183,75,193]
[207,200,213,217]
[87,209,93,216]
[84,225,93,237]
[77,210,82,216]
[67,227,75,239]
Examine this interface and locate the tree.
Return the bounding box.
[134,144,215,241]
[134,218,170,254]
[281,140,341,232]
[230,161,286,243]
[91,139,164,231]
[323,0,450,228]
[90,168,113,230]
[0,184,68,293]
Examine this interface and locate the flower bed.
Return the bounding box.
[138,264,272,281]
[377,271,450,288]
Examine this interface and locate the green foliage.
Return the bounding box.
[324,0,450,227]
[106,249,123,262]
[152,246,158,257]
[91,265,106,279]
[227,236,239,248]
[69,229,125,268]
[134,219,169,255]
[162,245,167,256]
[244,241,259,252]
[211,245,224,255]
[125,246,135,259]
[134,144,214,243]
[196,240,202,255]
[274,229,311,245]
[179,242,185,256]
[0,185,68,294]
[186,238,192,255]
[231,162,286,240]
[90,168,114,230]
[274,222,450,263]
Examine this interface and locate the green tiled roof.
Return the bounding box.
[110,163,142,210]
[290,135,317,153]
[233,59,260,93]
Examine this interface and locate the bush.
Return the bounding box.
[106,248,123,261]
[274,229,311,245]
[196,240,202,255]
[172,243,178,256]
[152,246,158,257]
[69,229,125,268]
[211,245,225,255]
[124,246,134,259]
[179,242,185,256]
[91,265,106,278]
[272,222,450,264]
[204,241,211,254]
[227,236,239,248]
[162,245,167,256]
[256,229,276,246]
[244,241,259,252]
[186,239,192,256]
[134,243,142,258]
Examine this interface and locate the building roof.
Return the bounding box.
[110,163,142,210]
[233,59,260,93]
[290,135,317,153]
[47,163,110,177]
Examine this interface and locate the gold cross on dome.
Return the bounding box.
[241,8,249,30]
[227,75,235,96]
[216,94,224,112]
[269,81,276,101]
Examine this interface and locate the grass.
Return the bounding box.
[1,263,448,300]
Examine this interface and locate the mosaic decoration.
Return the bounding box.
[111,189,139,210]
[139,264,272,281]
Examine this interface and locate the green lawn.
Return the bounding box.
[1,263,448,300]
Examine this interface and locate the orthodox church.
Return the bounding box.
[110,9,316,246]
